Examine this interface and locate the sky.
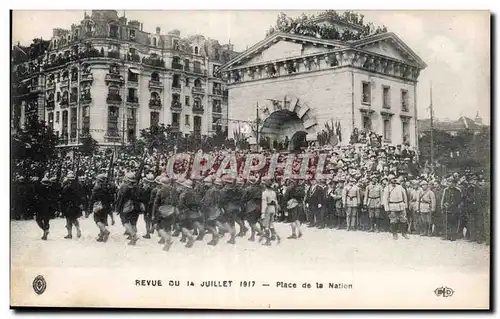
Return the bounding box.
[12,10,490,124]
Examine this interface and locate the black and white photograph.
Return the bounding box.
[10,9,491,309]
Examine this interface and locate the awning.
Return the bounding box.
[129,68,140,74]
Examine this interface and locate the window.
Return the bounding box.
[129,29,136,40]
[152,38,157,46]
[172,56,182,69]
[107,106,119,136]
[128,69,138,82]
[194,98,201,108]
[172,74,181,88]
[56,111,60,123]
[402,120,410,143]
[56,73,60,82]
[383,119,391,142]
[56,92,61,102]
[213,65,220,77]
[82,106,90,135]
[194,78,202,87]
[401,90,409,112]
[128,88,138,103]
[109,24,118,38]
[70,108,77,138]
[185,78,190,87]
[363,115,371,130]
[194,61,202,74]
[362,82,370,104]
[127,108,137,141]
[62,110,68,136]
[150,111,159,127]
[194,46,199,55]
[185,114,190,126]
[172,112,180,125]
[212,116,222,132]
[212,100,222,113]
[383,86,390,108]
[151,72,159,82]
[48,112,54,129]
[184,59,190,71]
[185,96,190,106]
[173,39,179,50]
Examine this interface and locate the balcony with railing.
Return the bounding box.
[171,100,182,111]
[80,92,92,105]
[170,122,180,131]
[184,65,190,72]
[192,106,204,114]
[106,93,122,104]
[143,56,165,68]
[126,53,141,63]
[105,73,124,84]
[69,93,78,105]
[60,78,69,88]
[172,62,183,70]
[193,67,203,74]
[46,80,55,90]
[149,99,162,110]
[212,88,223,96]
[172,83,181,93]
[148,80,163,90]
[46,99,55,109]
[127,96,139,106]
[107,51,121,60]
[192,86,205,94]
[60,97,69,108]
[80,73,93,83]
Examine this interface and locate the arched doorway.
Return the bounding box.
[289,131,308,151]
[260,110,307,150]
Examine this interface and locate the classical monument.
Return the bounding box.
[220,15,427,150]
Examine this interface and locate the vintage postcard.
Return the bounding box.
[10,9,490,309]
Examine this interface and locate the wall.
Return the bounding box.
[228,67,354,144]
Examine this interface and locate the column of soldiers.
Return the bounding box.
[16,169,490,247]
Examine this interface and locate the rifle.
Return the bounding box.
[134,152,148,186]
[107,151,115,183]
[75,151,81,182]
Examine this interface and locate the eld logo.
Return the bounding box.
[434,286,454,298]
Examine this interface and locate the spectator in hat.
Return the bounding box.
[418,180,436,236]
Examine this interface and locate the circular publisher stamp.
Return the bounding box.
[32,275,47,295]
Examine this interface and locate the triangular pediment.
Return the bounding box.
[352,32,427,69]
[220,32,346,71]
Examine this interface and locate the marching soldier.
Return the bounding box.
[35,176,53,240]
[417,180,436,236]
[242,175,263,242]
[89,174,113,242]
[363,176,383,232]
[342,177,361,231]
[219,176,240,244]
[383,175,409,240]
[61,172,85,239]
[140,173,156,239]
[152,176,179,251]
[201,176,224,246]
[261,178,281,245]
[177,179,202,248]
[284,178,306,239]
[440,177,462,241]
[235,177,249,236]
[115,172,141,245]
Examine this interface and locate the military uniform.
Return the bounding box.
[89,175,114,242]
[115,173,142,245]
[364,180,383,232]
[462,182,481,242]
[61,175,85,239]
[417,183,436,236]
[383,179,409,239]
[261,181,279,245]
[307,181,326,228]
[177,181,202,248]
[241,181,263,241]
[333,183,344,228]
[342,180,361,231]
[152,178,179,250]
[441,182,462,241]
[35,178,53,240]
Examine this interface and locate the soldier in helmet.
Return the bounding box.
[284,178,306,239]
[333,177,344,229]
[61,172,85,239]
[201,176,224,246]
[152,176,179,251]
[218,175,240,244]
[261,177,281,245]
[114,172,141,245]
[242,175,263,242]
[35,176,53,240]
[234,177,249,237]
[417,180,436,236]
[140,173,156,239]
[177,179,201,248]
[89,174,113,242]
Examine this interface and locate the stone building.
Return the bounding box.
[12,10,237,147]
[220,18,427,150]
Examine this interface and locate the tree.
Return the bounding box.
[79,134,98,155]
[12,118,57,163]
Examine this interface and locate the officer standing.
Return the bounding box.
[364,176,383,232]
[417,180,436,236]
[383,175,409,240]
[342,177,361,231]
[440,177,462,241]
[463,176,481,243]
[261,178,280,246]
[61,172,84,239]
